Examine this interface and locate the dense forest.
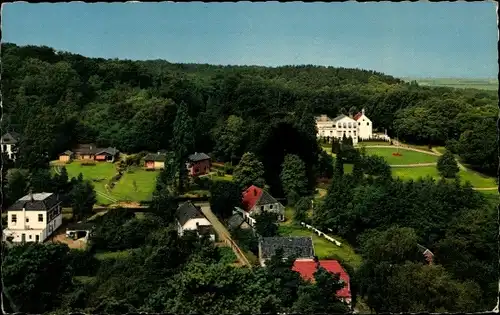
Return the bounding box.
[2,42,497,180]
[1,43,498,314]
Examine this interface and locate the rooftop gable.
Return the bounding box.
[144,152,167,162]
[242,185,264,211]
[176,201,206,226]
[8,192,60,211]
[188,152,211,162]
[1,132,20,144]
[260,236,315,260]
[292,259,351,298]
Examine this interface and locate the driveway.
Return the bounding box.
[196,202,252,268]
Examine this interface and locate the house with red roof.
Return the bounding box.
[292,258,352,305]
[235,185,285,226]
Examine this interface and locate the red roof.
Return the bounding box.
[292,259,351,299]
[242,185,263,212]
[353,112,363,121]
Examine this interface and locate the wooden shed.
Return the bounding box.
[58,150,74,162]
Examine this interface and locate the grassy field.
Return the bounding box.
[364,147,438,164]
[280,204,362,269]
[52,161,117,204]
[111,167,158,202]
[278,224,362,269]
[391,166,497,188]
[51,161,160,204]
[94,249,132,260]
[403,78,498,91]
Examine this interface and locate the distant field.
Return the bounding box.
[365,147,438,165]
[391,166,497,188]
[403,78,498,91]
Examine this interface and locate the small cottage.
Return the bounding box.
[60,144,119,162]
[58,150,74,163]
[175,201,215,241]
[144,152,167,170]
[0,132,20,160]
[235,185,285,226]
[186,152,211,176]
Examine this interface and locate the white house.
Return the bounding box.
[3,192,63,243]
[175,201,216,241]
[353,109,373,140]
[235,185,285,227]
[316,109,374,144]
[0,132,20,160]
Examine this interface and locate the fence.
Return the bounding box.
[300,222,342,247]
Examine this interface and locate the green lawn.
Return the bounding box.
[280,204,362,269]
[111,167,158,202]
[52,161,160,204]
[52,161,117,205]
[94,250,132,260]
[364,147,438,164]
[391,166,497,188]
[357,141,391,146]
[278,224,362,269]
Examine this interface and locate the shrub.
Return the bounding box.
[67,249,100,276]
[223,164,234,175]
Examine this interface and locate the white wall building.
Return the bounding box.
[0,132,20,160]
[175,201,216,241]
[316,109,374,144]
[3,192,63,243]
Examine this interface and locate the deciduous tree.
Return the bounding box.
[233,152,266,189]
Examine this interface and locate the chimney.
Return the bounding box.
[253,189,257,196]
[29,190,34,201]
[362,108,365,115]
[313,255,320,267]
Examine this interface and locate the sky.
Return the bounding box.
[2,2,498,78]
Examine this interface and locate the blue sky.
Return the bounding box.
[2,2,498,78]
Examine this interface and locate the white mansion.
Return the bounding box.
[315,109,373,145]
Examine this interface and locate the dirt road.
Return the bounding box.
[196,202,252,268]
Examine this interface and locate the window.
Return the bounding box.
[38,214,43,222]
[26,217,29,223]
[35,235,40,242]
[260,206,264,211]
[332,124,336,128]
[367,122,370,126]
[337,124,341,128]
[358,122,361,126]
[348,122,351,128]
[29,235,32,239]
[343,123,347,128]
[11,214,17,223]
[270,204,273,209]
[2,145,6,151]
